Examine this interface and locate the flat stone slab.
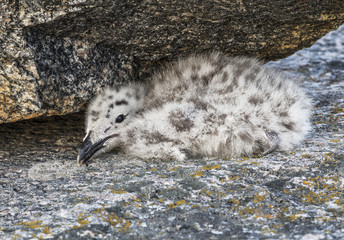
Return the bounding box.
[0,26,344,239]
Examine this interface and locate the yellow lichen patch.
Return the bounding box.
[102,212,131,232]
[302,191,325,204]
[17,220,45,229]
[202,164,221,170]
[239,206,256,216]
[330,139,340,143]
[294,175,344,209]
[199,188,226,200]
[169,167,179,172]
[253,191,267,203]
[199,189,212,197]
[260,225,277,235]
[76,213,90,227]
[104,213,120,226]
[250,161,260,166]
[135,203,145,208]
[330,104,344,114]
[110,188,128,194]
[176,199,186,206]
[125,212,131,217]
[228,198,240,205]
[315,121,326,124]
[287,211,307,221]
[279,207,290,214]
[129,196,145,208]
[13,234,21,240]
[92,207,105,214]
[302,180,316,188]
[122,202,132,207]
[167,199,187,210]
[42,226,51,234]
[192,170,205,178]
[322,153,338,164]
[120,219,131,232]
[229,176,240,181]
[167,203,176,210]
[90,207,131,232]
[334,199,344,209]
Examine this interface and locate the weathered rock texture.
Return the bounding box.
[0,25,344,239]
[1,0,344,123]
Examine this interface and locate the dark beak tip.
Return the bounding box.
[77,144,93,166]
[77,130,99,165]
[77,139,92,166]
[76,154,84,166]
[77,132,111,166]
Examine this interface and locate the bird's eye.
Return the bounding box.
[115,114,126,123]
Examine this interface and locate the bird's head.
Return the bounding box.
[77,84,145,165]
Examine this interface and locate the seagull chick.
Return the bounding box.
[77,52,312,165]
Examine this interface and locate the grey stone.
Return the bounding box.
[1,0,344,123]
[1,8,344,240]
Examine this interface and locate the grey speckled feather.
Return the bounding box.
[77,52,312,165]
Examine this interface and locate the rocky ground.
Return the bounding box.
[0,25,344,239]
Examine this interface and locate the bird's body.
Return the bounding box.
[77,53,312,165]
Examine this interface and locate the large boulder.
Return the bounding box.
[1,0,343,123]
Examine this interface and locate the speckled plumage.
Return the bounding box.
[77,53,312,165]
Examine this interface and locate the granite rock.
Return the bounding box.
[1,0,344,123]
[0,1,137,123]
[0,25,344,239]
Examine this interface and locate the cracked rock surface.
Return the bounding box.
[0,25,344,239]
[1,0,343,123]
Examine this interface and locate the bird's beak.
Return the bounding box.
[77,132,118,166]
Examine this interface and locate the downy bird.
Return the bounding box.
[77,52,312,165]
